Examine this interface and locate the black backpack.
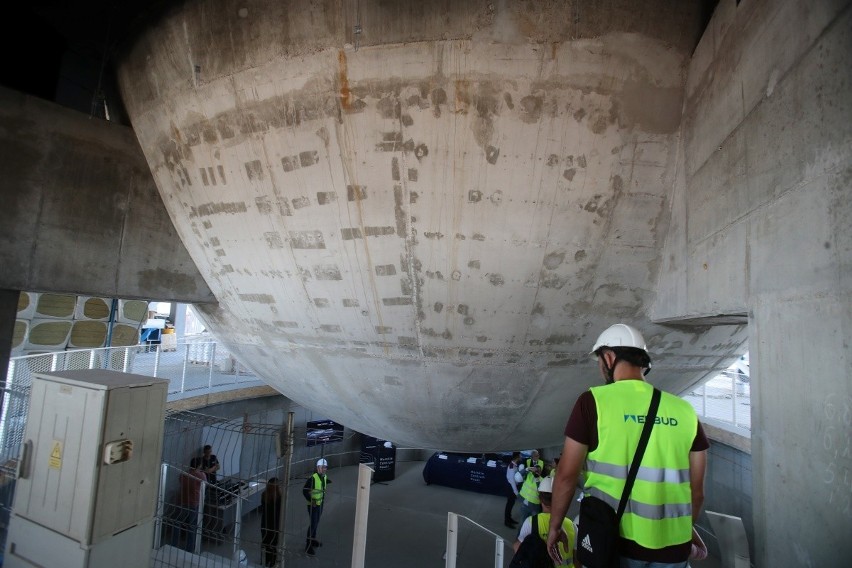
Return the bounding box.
[509,514,552,568]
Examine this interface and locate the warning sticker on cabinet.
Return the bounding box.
[49,441,62,469]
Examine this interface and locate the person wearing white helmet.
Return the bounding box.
[546,323,709,568]
[513,475,578,566]
[303,458,331,556]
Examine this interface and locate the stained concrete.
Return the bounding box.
[1,0,850,564]
[113,0,749,453]
[0,87,214,304]
[653,0,852,565]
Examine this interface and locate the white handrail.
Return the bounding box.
[445,512,510,568]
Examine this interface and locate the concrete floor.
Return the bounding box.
[164,460,722,568]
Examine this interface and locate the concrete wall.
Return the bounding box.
[655,0,852,565]
[0,87,215,304]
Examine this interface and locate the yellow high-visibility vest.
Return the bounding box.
[519,470,540,504]
[530,513,575,566]
[584,380,697,549]
[308,472,327,505]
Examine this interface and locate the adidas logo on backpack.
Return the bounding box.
[581,533,593,553]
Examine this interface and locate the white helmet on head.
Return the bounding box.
[316,458,328,467]
[538,476,554,493]
[590,323,647,358]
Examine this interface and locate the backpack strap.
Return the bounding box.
[615,387,661,521]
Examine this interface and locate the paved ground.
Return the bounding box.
[156,461,723,568]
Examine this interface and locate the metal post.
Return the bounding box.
[731,373,737,427]
[234,493,243,560]
[5,359,15,387]
[88,349,96,369]
[278,412,295,566]
[351,463,374,568]
[493,537,505,568]
[105,299,118,347]
[445,512,458,568]
[195,480,206,554]
[155,463,168,549]
[123,346,130,372]
[181,343,189,393]
[154,345,161,377]
[50,353,58,372]
[208,342,216,389]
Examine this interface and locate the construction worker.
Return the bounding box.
[514,476,578,566]
[518,458,543,525]
[547,323,709,567]
[525,449,545,472]
[304,458,331,556]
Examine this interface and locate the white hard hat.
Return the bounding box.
[591,323,647,358]
[514,471,524,484]
[316,458,328,467]
[538,476,554,493]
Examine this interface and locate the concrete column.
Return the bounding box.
[0,289,19,385]
[657,0,852,564]
[172,303,187,340]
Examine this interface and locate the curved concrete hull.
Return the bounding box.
[117,0,746,450]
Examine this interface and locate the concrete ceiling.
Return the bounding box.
[10,0,747,451]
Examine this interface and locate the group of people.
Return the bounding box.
[259,457,331,565]
[174,449,331,567]
[505,323,710,567]
[175,320,709,568]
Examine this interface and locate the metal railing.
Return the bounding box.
[0,340,265,485]
[445,512,511,568]
[684,370,752,431]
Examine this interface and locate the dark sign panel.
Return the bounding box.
[306,419,344,447]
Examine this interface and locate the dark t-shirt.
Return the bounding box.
[201,454,219,484]
[564,388,709,563]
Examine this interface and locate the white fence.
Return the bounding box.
[0,340,263,478]
[683,370,752,431]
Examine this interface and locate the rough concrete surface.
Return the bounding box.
[113,0,751,452]
[3,0,850,564]
[0,87,214,304]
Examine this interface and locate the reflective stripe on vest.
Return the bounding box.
[519,471,540,504]
[585,380,697,549]
[586,459,690,485]
[583,486,693,520]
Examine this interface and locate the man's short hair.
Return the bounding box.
[608,346,652,369]
[190,457,202,468]
[539,492,552,506]
[203,445,212,452]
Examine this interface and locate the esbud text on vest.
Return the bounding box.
[623,414,679,426]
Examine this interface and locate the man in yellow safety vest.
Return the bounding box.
[546,323,709,567]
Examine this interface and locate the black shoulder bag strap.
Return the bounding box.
[615,387,661,523]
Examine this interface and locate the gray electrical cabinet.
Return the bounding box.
[4,370,169,568]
